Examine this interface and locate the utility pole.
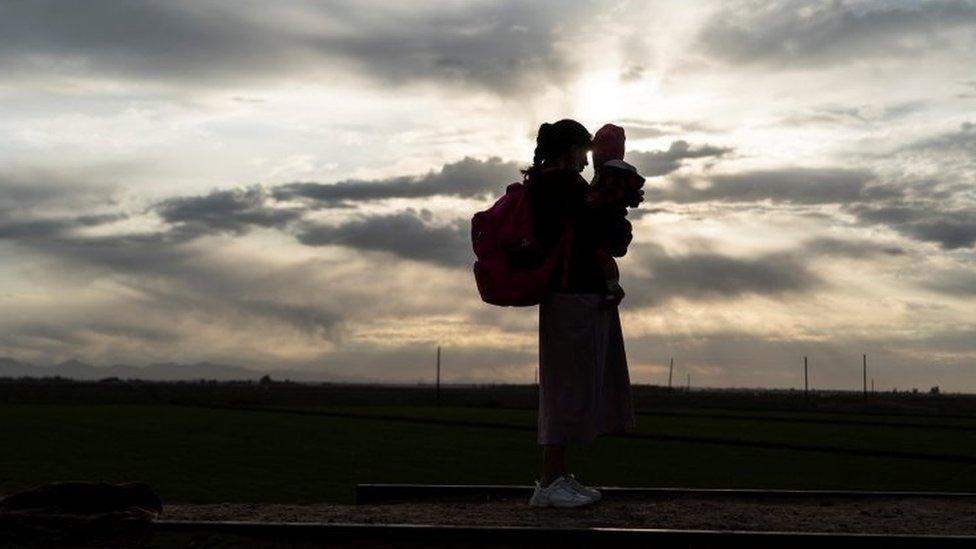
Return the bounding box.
[862,354,867,402]
[436,345,441,406]
[668,357,674,391]
[871,378,874,394]
[686,373,690,392]
[804,356,809,401]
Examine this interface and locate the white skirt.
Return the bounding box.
[537,292,636,445]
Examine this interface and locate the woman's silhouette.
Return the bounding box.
[522,119,637,507]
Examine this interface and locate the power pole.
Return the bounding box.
[686,373,690,392]
[862,354,867,402]
[436,345,441,406]
[668,357,674,391]
[804,356,809,401]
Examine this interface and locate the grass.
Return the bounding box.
[2,403,975,504]
[257,404,976,459]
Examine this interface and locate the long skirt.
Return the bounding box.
[537,292,636,445]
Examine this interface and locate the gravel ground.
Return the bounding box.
[163,496,976,535]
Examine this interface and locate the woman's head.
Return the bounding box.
[525,119,592,175]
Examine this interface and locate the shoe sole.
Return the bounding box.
[528,495,599,508]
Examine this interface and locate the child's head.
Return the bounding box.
[591,124,625,168]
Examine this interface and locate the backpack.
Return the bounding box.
[471,181,573,306]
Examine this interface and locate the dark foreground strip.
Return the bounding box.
[193,404,976,465]
[690,404,976,423]
[355,483,976,504]
[635,409,976,432]
[151,520,976,548]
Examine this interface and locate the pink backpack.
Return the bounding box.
[471,181,573,306]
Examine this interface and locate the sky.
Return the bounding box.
[0,0,974,391]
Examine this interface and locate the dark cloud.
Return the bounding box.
[847,204,976,250]
[155,186,303,235]
[0,216,74,240]
[0,179,351,347]
[801,237,905,257]
[84,322,180,344]
[273,157,521,206]
[628,140,733,177]
[902,219,976,249]
[0,207,123,242]
[0,0,277,82]
[295,210,471,267]
[699,0,976,68]
[0,0,590,95]
[650,167,894,204]
[310,1,591,94]
[238,299,343,340]
[1,216,351,350]
[12,323,86,346]
[2,158,504,270]
[899,121,976,154]
[623,243,820,307]
[0,167,119,211]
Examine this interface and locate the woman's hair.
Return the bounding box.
[522,119,592,180]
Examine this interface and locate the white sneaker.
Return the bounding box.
[528,476,597,508]
[565,473,602,502]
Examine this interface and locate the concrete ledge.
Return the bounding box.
[355,483,976,504]
[152,520,976,548]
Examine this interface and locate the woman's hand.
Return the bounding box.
[601,282,626,308]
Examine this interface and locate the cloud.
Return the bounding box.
[619,65,646,82]
[628,140,733,177]
[801,237,905,257]
[294,210,471,267]
[273,157,521,206]
[0,0,591,95]
[901,219,976,249]
[649,167,895,204]
[0,167,120,212]
[0,208,124,243]
[614,119,717,140]
[310,1,592,94]
[779,101,928,126]
[238,299,343,340]
[154,185,303,235]
[921,267,976,296]
[847,203,976,249]
[2,159,500,269]
[698,0,976,68]
[623,243,821,307]
[0,215,75,240]
[899,121,976,154]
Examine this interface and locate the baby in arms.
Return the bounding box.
[586,124,645,307]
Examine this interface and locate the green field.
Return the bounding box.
[3,390,975,504]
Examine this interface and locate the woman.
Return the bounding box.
[522,119,638,508]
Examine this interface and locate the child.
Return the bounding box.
[586,124,645,307]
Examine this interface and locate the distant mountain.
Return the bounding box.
[0,357,362,382]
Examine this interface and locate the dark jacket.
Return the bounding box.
[524,167,606,293]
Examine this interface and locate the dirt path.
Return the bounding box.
[164,496,976,535]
